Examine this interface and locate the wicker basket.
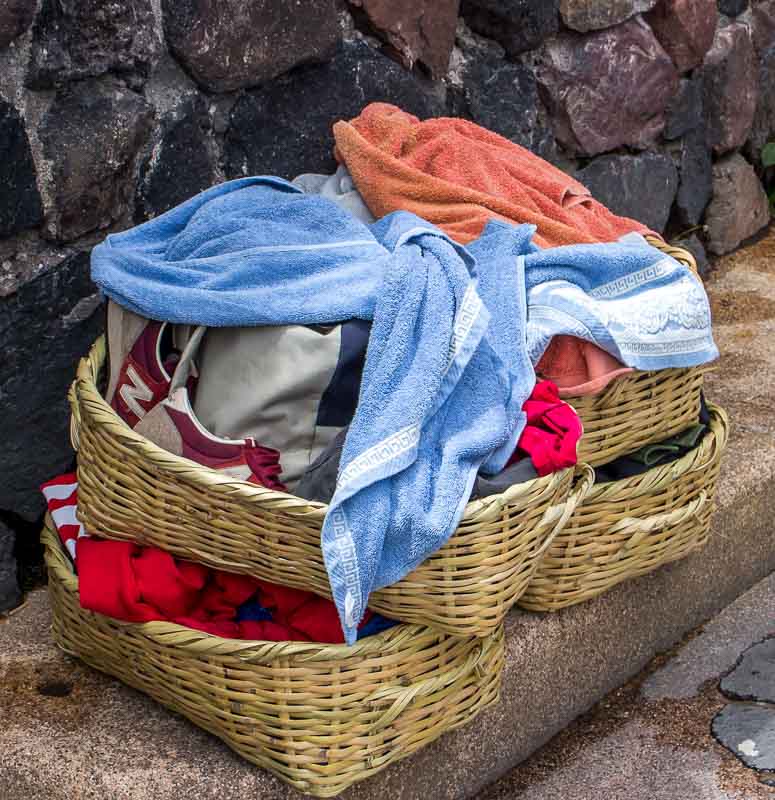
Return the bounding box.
[570,367,708,467]
[518,404,728,612]
[565,237,708,467]
[70,337,591,638]
[42,520,503,797]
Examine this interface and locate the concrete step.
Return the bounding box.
[478,572,775,800]
[2,230,775,800]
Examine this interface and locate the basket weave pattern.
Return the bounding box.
[71,337,585,638]
[518,405,728,612]
[570,367,707,467]
[43,521,504,798]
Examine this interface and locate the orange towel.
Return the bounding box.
[333,103,655,248]
[536,336,634,398]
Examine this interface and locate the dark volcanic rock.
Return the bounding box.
[663,75,704,139]
[136,95,218,221]
[225,39,443,180]
[718,0,748,15]
[460,0,559,57]
[40,79,153,242]
[702,21,758,155]
[713,703,775,771]
[721,639,775,704]
[675,126,713,227]
[348,0,459,78]
[27,0,160,89]
[0,251,104,520]
[746,45,775,166]
[559,0,658,32]
[752,1,775,54]
[0,100,43,239]
[645,0,718,73]
[576,152,679,233]
[536,17,679,156]
[0,520,20,613]
[450,48,554,157]
[704,153,770,254]
[0,0,35,49]
[163,0,340,93]
[678,233,710,276]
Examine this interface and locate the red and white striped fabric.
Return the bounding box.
[40,472,90,563]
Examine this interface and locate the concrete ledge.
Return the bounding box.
[2,232,775,799]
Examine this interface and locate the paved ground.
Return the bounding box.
[477,571,775,800]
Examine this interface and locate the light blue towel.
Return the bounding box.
[91,177,717,642]
[324,215,533,641]
[93,177,385,326]
[523,232,719,370]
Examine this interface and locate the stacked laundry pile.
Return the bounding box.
[50,102,718,646]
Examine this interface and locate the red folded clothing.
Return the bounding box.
[75,536,371,643]
[42,473,379,643]
[512,380,582,476]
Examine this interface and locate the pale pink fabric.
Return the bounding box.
[536,336,633,398]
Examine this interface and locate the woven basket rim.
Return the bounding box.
[565,364,714,407]
[73,335,570,522]
[42,518,436,663]
[643,235,699,275]
[581,403,729,503]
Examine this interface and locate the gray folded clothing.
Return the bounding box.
[296,428,538,504]
[292,165,376,224]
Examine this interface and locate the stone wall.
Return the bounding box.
[0,0,773,609]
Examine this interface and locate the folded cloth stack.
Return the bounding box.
[88,104,718,643]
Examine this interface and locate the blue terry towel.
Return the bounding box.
[92,177,385,326]
[523,233,719,370]
[324,214,533,641]
[91,177,717,642]
[92,178,534,642]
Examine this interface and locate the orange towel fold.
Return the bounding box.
[333,103,656,248]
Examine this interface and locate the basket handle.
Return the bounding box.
[685,407,729,477]
[364,638,491,734]
[608,491,708,551]
[643,235,699,277]
[68,379,81,452]
[69,336,109,451]
[532,463,595,560]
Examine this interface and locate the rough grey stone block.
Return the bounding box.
[225,39,443,180]
[576,152,679,233]
[0,99,42,239]
[0,251,103,520]
[461,0,559,57]
[39,78,153,242]
[163,0,340,93]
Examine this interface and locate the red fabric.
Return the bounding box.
[77,538,170,623]
[40,472,86,561]
[75,536,370,643]
[255,581,371,644]
[511,380,582,476]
